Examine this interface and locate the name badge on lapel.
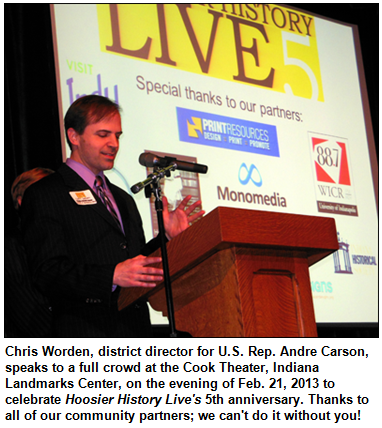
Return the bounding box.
[70,190,97,205]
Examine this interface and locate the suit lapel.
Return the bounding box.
[58,164,125,235]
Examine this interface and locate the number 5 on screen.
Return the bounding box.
[282,32,319,101]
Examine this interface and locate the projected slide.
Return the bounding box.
[51,4,377,324]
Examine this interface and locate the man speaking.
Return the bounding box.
[22,95,203,337]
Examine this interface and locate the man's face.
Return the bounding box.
[69,113,122,175]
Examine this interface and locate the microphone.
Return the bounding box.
[139,152,208,174]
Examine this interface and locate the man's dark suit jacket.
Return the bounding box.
[21,164,161,338]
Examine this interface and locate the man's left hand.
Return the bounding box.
[163,195,205,240]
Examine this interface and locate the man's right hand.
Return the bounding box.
[113,255,163,288]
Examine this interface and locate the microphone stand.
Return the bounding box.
[131,165,178,338]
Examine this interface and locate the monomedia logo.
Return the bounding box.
[239,163,263,187]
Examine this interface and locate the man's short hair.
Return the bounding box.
[11,167,54,210]
[64,95,121,150]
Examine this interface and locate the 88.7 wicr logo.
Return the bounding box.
[311,136,351,186]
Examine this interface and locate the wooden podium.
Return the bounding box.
[118,207,338,337]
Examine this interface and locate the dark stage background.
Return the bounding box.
[4,4,378,338]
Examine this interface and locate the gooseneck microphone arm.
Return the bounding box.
[130,164,176,195]
[131,152,208,194]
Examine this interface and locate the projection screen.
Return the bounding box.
[50,4,378,325]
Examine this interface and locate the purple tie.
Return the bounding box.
[94,176,122,230]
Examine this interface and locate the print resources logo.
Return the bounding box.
[187,116,203,138]
[177,107,279,157]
